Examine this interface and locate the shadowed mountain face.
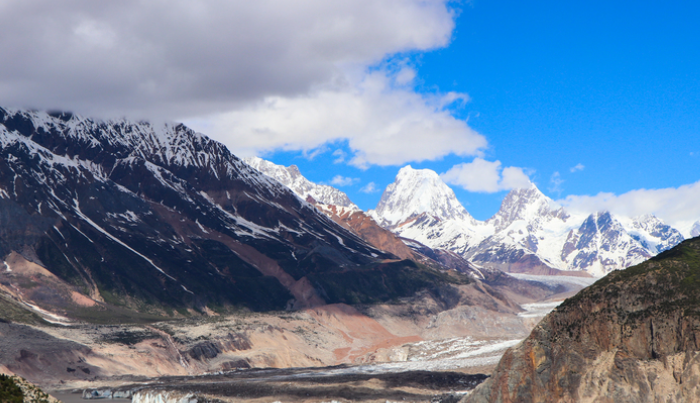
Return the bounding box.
[0,108,464,316]
[465,236,700,403]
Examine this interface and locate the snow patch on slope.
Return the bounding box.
[244,157,359,210]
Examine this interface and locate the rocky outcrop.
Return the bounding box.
[465,236,700,403]
[314,203,415,260]
[187,333,251,361]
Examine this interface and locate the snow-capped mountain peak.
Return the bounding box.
[560,211,651,276]
[487,184,570,232]
[369,165,475,228]
[243,157,359,210]
[692,221,700,238]
[370,173,686,277]
[617,213,684,253]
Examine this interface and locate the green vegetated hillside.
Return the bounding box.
[0,374,55,403]
[0,374,24,403]
[466,236,700,403]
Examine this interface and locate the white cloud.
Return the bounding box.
[330,175,359,187]
[440,158,531,193]
[332,149,346,164]
[570,163,585,172]
[2,1,491,171]
[0,0,456,120]
[559,180,700,234]
[360,182,379,193]
[194,68,487,167]
[0,1,489,171]
[549,171,564,194]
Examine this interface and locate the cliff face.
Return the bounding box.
[465,237,700,403]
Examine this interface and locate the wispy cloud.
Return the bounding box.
[330,175,359,187]
[360,182,380,193]
[549,171,564,194]
[570,163,585,173]
[332,149,346,164]
[440,158,531,193]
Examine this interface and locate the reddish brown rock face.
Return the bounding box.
[317,204,415,260]
[465,237,700,403]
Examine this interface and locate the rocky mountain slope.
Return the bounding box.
[244,156,359,209]
[0,110,600,394]
[0,107,478,321]
[244,159,578,304]
[465,236,700,403]
[372,167,685,277]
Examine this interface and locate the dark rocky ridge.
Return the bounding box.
[465,236,700,403]
[0,108,464,318]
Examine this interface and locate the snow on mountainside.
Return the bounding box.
[485,185,570,233]
[691,221,700,237]
[618,214,685,254]
[559,212,651,276]
[368,166,477,228]
[467,186,586,274]
[244,157,358,210]
[373,166,686,277]
[1,108,437,315]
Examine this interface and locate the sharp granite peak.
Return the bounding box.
[368,165,477,228]
[486,184,569,233]
[242,159,686,277]
[371,166,685,277]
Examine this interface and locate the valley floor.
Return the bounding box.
[0,277,596,402]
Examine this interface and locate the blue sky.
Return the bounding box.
[253,1,700,221]
[1,1,698,229]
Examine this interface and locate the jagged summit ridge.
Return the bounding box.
[369,165,476,228]
[243,157,358,210]
[486,184,570,232]
[370,167,685,276]
[619,213,685,254]
[0,107,417,314]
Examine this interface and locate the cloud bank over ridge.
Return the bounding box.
[0,0,455,119]
[559,180,700,235]
[192,68,488,167]
[0,0,493,169]
[440,158,532,193]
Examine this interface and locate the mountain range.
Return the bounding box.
[0,107,486,321]
[371,166,686,277]
[2,106,691,395]
[247,162,690,278]
[0,108,583,388]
